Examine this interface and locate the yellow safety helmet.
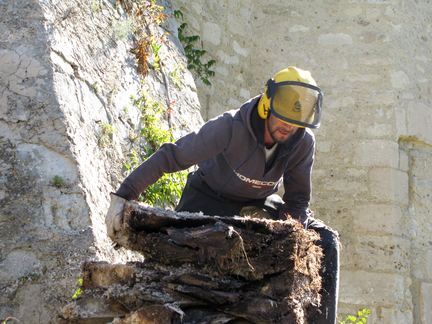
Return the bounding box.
[258,66,323,129]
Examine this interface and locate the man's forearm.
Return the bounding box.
[115,153,165,200]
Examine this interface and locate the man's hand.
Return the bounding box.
[105,193,127,241]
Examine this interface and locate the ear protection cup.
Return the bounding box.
[258,92,269,119]
[257,79,275,119]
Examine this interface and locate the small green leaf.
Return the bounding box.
[71,277,84,300]
[173,10,183,20]
[72,287,82,300]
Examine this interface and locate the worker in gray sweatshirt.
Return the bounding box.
[106,66,339,324]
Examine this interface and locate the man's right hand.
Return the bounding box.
[105,193,127,241]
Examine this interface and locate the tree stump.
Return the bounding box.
[60,201,323,323]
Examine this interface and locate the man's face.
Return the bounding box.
[266,114,299,144]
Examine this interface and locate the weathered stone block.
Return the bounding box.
[411,249,432,281]
[395,106,407,135]
[22,56,47,78]
[411,149,432,179]
[352,204,404,235]
[317,141,332,153]
[343,6,362,16]
[216,50,239,65]
[354,140,399,168]
[8,74,37,97]
[399,149,409,172]
[329,179,368,196]
[340,270,406,306]
[239,88,250,99]
[318,33,353,46]
[14,284,51,324]
[42,191,90,230]
[350,72,381,82]
[227,12,249,35]
[391,70,410,89]
[233,40,249,57]
[420,283,432,324]
[215,65,229,76]
[327,96,355,110]
[368,168,409,205]
[16,143,79,185]
[379,307,413,324]
[0,49,20,77]
[346,235,410,273]
[357,121,394,138]
[0,251,40,283]
[407,102,432,145]
[0,189,6,201]
[367,90,395,106]
[202,22,221,46]
[288,25,310,33]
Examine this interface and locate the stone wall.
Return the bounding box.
[171,0,432,322]
[0,0,203,322]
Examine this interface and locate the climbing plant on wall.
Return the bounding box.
[124,92,188,208]
[339,308,371,324]
[117,1,216,207]
[174,9,216,85]
[117,0,189,208]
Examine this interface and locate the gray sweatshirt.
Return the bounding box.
[116,95,315,223]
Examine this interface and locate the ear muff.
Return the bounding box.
[257,79,275,119]
[258,93,270,119]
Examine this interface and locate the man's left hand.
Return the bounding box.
[105,193,127,241]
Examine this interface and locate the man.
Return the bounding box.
[106,66,339,323]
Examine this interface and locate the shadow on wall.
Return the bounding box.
[0,1,93,322]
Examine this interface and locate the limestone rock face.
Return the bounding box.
[0,0,203,321]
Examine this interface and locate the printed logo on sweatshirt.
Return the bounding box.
[234,171,279,189]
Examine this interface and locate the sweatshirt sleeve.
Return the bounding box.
[279,136,315,226]
[116,112,234,200]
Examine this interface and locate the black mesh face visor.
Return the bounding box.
[267,80,323,128]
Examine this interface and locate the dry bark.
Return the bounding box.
[60,201,323,323]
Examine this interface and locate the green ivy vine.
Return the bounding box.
[174,10,216,85]
[124,92,187,208]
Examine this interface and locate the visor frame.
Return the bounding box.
[266,79,324,129]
